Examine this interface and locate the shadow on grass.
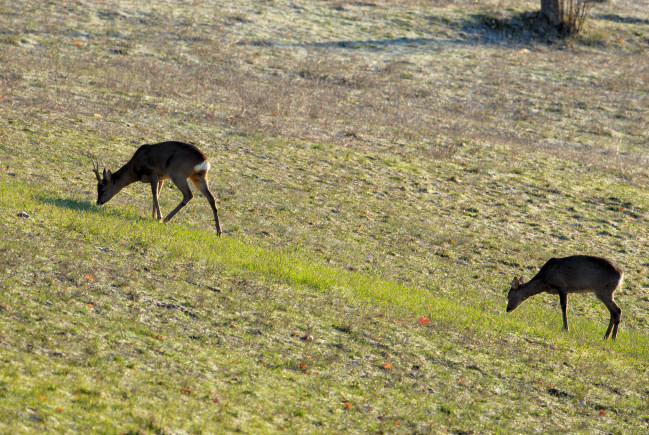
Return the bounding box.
[246,36,469,49]
[36,194,95,212]
[592,13,649,25]
[35,193,143,222]
[459,11,566,45]
[245,9,649,50]
[243,11,573,50]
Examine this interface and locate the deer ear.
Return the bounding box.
[511,277,519,288]
[103,168,112,183]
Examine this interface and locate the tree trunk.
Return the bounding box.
[541,0,560,26]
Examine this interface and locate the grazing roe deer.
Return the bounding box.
[506,255,623,340]
[91,141,222,236]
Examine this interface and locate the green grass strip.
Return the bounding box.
[6,178,649,362]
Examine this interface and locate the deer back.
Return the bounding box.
[129,142,209,180]
[533,256,622,293]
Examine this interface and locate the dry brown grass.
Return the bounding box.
[3,1,647,171]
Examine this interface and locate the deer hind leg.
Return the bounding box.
[152,180,164,219]
[597,293,622,340]
[163,177,193,223]
[191,174,222,236]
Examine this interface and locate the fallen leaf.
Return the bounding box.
[85,274,94,282]
[344,402,352,409]
[417,316,430,325]
[382,363,394,370]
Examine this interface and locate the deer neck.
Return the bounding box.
[519,279,546,298]
[110,164,139,192]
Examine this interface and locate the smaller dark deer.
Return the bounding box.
[91,141,222,236]
[506,255,623,340]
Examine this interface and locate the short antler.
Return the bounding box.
[89,154,102,181]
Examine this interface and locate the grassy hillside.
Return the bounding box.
[1,0,649,432]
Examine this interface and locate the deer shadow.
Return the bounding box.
[36,195,95,212]
[35,193,144,222]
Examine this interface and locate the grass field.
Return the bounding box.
[1,0,649,432]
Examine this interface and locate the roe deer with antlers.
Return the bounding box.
[506,255,623,340]
[91,141,222,236]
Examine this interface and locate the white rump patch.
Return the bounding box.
[194,161,211,172]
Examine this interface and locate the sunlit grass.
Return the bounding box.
[2,0,649,431]
[11,178,649,359]
[3,176,648,432]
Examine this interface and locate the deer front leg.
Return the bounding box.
[151,180,164,219]
[558,290,569,331]
[149,175,163,221]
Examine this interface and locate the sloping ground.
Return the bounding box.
[1,0,649,432]
[1,178,648,432]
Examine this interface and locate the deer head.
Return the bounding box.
[506,276,526,312]
[90,156,117,205]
